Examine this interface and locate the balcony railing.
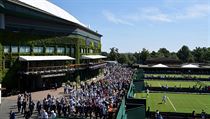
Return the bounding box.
[21,62,107,75]
[89,62,107,69]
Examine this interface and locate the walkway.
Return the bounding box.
[0,87,63,119]
[0,75,105,119]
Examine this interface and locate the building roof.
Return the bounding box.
[81,55,107,60]
[146,57,181,65]
[105,61,118,64]
[202,66,210,68]
[17,0,86,27]
[181,64,199,68]
[152,64,168,68]
[19,56,75,61]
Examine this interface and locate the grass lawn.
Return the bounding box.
[144,74,210,79]
[145,80,210,88]
[135,93,210,114]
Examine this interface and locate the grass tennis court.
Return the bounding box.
[135,93,210,114]
[144,74,210,79]
[145,80,210,88]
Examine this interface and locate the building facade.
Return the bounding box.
[0,0,106,91]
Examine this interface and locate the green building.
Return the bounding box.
[0,0,106,91]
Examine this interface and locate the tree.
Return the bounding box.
[127,53,137,64]
[192,47,205,63]
[134,52,141,63]
[118,54,129,64]
[150,51,158,58]
[188,53,195,63]
[108,47,120,61]
[203,48,210,63]
[177,45,193,63]
[158,48,170,58]
[101,51,108,57]
[140,48,150,64]
[170,52,178,59]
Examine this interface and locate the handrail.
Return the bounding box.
[116,69,145,119]
[116,97,126,119]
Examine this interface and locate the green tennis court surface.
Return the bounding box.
[144,74,210,79]
[135,93,210,114]
[145,80,210,88]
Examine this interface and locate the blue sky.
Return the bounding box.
[51,0,209,53]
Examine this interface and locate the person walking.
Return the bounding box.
[49,110,56,119]
[24,107,31,119]
[54,82,57,90]
[29,100,35,116]
[41,109,49,119]
[146,89,149,97]
[36,101,42,115]
[21,99,26,114]
[162,94,167,104]
[201,110,206,119]
[17,99,21,113]
[192,110,196,119]
[10,110,16,119]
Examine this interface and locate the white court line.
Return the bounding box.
[167,97,177,112]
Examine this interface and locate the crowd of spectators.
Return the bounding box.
[13,92,35,119]
[12,65,134,119]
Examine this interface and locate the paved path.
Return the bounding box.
[0,75,104,119]
[0,87,64,119]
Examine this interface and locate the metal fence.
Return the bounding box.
[116,69,146,119]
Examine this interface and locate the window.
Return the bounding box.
[46,47,54,53]
[57,47,65,54]
[33,47,43,53]
[71,47,75,54]
[84,48,87,53]
[66,48,70,54]
[19,46,30,53]
[81,48,86,53]
[86,39,90,45]
[87,49,89,53]
[90,49,93,53]
[4,46,10,53]
[94,41,98,47]
[80,48,84,53]
[11,46,18,53]
[71,47,75,57]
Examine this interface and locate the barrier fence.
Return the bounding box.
[116,69,146,119]
[116,97,127,119]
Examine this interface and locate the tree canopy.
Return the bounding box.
[105,46,210,64]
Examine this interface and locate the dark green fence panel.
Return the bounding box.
[135,69,144,80]
[127,80,134,98]
[133,80,145,93]
[127,106,146,119]
[116,97,126,119]
[116,68,146,119]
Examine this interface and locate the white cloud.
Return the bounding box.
[102,11,133,26]
[123,7,172,23]
[145,14,172,22]
[140,7,172,22]
[176,4,210,19]
[103,4,209,25]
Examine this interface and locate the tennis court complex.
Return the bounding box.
[145,80,210,88]
[135,93,210,114]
